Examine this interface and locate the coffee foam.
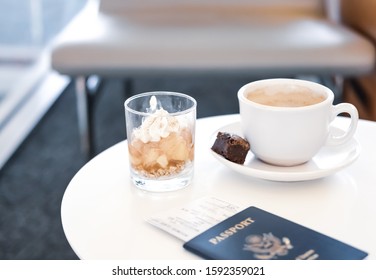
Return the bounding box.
[246,84,326,107]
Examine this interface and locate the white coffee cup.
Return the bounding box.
[238,78,358,166]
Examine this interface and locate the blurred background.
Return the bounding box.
[0,0,375,259]
[0,0,86,259]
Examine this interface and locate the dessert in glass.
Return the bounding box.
[124,92,196,192]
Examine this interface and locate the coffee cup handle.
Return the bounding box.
[327,103,359,146]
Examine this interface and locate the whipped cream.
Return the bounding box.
[133,108,185,143]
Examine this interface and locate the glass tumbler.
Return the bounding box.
[124,91,196,192]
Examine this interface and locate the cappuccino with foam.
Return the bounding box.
[238,78,358,166]
[246,84,326,107]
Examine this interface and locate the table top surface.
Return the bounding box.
[62,114,376,260]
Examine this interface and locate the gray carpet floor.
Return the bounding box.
[0,76,249,259]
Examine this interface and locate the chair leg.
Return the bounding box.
[75,76,95,160]
[333,75,344,104]
[123,78,134,99]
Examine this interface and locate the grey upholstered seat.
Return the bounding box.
[51,0,375,157]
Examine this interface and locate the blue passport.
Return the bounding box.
[183,206,368,260]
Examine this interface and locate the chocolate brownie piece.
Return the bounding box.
[211,132,250,164]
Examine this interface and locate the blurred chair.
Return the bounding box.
[341,0,376,121]
[51,0,375,158]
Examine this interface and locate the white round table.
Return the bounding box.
[61,114,376,259]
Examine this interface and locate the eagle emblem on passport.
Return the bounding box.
[243,232,293,260]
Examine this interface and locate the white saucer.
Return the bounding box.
[210,122,361,182]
